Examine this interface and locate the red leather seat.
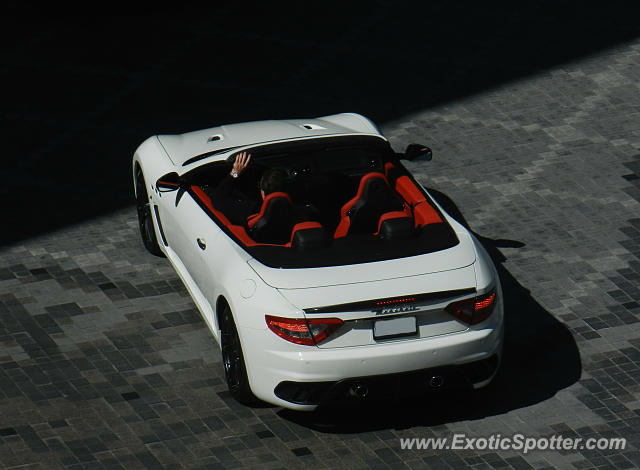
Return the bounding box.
[247,192,294,244]
[334,172,407,238]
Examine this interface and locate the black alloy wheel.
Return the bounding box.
[220,305,261,405]
[135,166,164,257]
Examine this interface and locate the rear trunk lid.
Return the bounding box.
[248,239,477,348]
[247,236,475,289]
[279,265,476,348]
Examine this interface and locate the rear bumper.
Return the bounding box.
[274,354,500,405]
[240,317,503,410]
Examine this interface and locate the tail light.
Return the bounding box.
[445,290,497,325]
[265,315,343,346]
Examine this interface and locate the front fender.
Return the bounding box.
[132,136,177,198]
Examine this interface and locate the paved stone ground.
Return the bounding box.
[2,31,640,470]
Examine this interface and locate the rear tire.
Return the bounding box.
[135,166,164,257]
[220,305,261,405]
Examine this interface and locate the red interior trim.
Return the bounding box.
[191,177,443,248]
[291,221,322,235]
[379,210,411,223]
[190,186,303,248]
[191,186,264,247]
[247,191,292,229]
[395,176,426,206]
[191,186,232,226]
[383,166,442,228]
[228,225,260,246]
[414,200,443,227]
[385,162,426,206]
[384,162,395,174]
[333,217,350,239]
[247,213,260,225]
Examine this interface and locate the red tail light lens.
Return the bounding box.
[445,290,497,325]
[265,315,343,346]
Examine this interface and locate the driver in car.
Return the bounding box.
[208,152,287,226]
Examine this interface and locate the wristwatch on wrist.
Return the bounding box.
[231,171,239,178]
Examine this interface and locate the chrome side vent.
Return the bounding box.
[208,134,223,142]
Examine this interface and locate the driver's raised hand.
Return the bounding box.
[231,152,251,177]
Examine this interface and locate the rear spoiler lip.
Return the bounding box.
[303,287,476,314]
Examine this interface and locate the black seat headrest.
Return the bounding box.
[247,192,294,244]
[377,212,413,239]
[290,222,327,250]
[345,173,404,235]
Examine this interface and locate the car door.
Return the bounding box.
[157,188,221,326]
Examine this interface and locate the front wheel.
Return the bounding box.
[135,166,164,257]
[220,305,261,405]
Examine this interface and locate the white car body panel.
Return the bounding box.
[156,113,382,167]
[132,113,505,410]
[277,265,478,349]
[276,265,477,313]
[242,308,503,410]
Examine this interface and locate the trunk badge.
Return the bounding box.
[374,304,419,315]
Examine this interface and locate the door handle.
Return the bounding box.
[197,238,206,250]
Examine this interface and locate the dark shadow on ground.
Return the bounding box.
[278,188,581,432]
[3,2,640,246]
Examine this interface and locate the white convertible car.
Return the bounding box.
[132,113,503,410]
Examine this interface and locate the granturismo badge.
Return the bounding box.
[374,304,419,315]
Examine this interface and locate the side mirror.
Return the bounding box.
[156,172,181,192]
[403,144,433,161]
